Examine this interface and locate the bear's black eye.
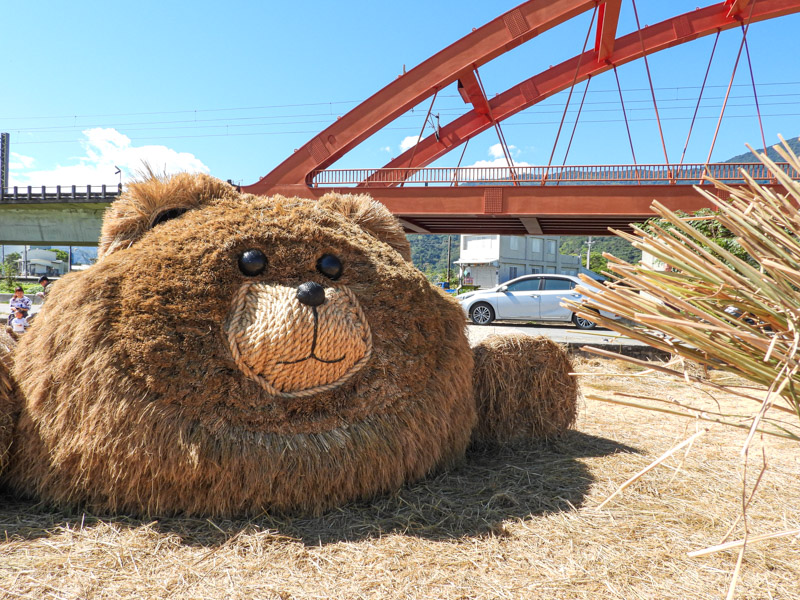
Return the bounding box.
[238,249,268,277]
[151,207,188,228]
[316,254,343,280]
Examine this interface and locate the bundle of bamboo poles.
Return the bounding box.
[567,137,800,437]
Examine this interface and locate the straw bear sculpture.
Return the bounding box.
[0,173,577,517]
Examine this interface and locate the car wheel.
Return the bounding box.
[470,303,495,325]
[572,313,596,330]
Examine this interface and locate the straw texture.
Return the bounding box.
[2,174,476,517]
[0,329,18,474]
[1,172,579,517]
[472,334,577,445]
[567,137,800,427]
[225,282,373,397]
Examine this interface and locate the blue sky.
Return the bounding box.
[3,1,800,189]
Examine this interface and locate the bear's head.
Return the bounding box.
[4,173,476,516]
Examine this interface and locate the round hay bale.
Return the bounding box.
[471,334,578,446]
[0,328,18,474]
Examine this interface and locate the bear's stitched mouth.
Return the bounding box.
[277,307,346,365]
[225,282,372,398]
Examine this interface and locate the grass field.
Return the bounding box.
[1,357,798,599]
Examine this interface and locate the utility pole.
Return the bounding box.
[446,235,452,285]
[1,132,9,201]
[585,235,593,270]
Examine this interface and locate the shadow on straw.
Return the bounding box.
[0,431,639,547]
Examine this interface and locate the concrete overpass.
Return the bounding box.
[0,185,119,245]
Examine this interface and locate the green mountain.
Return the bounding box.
[724,137,800,163]
[407,234,460,279]
[558,235,641,264]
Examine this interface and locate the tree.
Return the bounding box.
[639,208,755,267]
[587,252,609,274]
[54,249,69,263]
[2,252,20,289]
[4,252,20,268]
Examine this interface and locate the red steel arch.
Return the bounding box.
[242,0,800,234]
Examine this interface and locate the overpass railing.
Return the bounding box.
[0,184,122,202]
[309,163,797,187]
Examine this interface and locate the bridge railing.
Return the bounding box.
[0,184,122,202]
[309,163,797,187]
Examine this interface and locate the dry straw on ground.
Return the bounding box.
[1,356,798,599]
[565,139,800,596]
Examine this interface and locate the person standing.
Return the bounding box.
[36,276,51,301]
[8,286,31,324]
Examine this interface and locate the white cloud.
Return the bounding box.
[399,135,419,152]
[9,152,35,170]
[465,158,531,169]
[488,143,519,159]
[7,128,210,188]
[380,146,391,153]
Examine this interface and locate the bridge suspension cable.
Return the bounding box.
[706,0,758,165]
[742,25,768,154]
[679,31,720,165]
[403,90,439,188]
[543,4,598,186]
[631,0,669,164]
[613,66,640,184]
[559,77,592,175]
[474,67,520,186]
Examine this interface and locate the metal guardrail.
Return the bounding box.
[309,163,797,187]
[0,184,122,202]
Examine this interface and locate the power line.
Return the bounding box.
[12,111,800,146]
[3,81,800,122]
[5,94,800,137]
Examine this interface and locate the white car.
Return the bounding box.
[455,274,614,329]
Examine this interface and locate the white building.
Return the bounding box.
[16,248,68,277]
[456,235,586,288]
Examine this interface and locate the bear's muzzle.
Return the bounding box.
[224,282,372,397]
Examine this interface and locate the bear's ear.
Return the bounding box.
[98,170,238,260]
[318,193,411,261]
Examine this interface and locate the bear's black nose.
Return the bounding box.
[296,281,326,307]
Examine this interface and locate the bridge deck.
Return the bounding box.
[0,184,121,204]
[310,163,794,187]
[2,164,793,241]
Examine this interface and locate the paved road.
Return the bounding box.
[466,321,640,344]
[465,321,666,359]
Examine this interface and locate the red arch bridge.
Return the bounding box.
[240,0,800,235]
[3,0,800,244]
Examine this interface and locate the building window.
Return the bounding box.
[545,239,557,255]
[531,266,541,274]
[530,238,543,253]
[563,269,578,276]
[509,266,518,279]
